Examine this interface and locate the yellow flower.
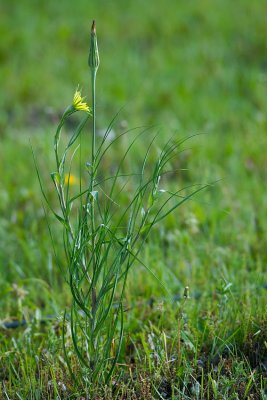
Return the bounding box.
[64,174,78,186]
[72,88,91,113]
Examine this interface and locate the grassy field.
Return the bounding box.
[0,0,266,398]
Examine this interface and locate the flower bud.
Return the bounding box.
[88,20,100,72]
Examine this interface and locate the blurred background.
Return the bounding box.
[1,0,266,130]
[0,0,266,313]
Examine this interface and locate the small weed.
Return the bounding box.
[35,21,207,390]
[0,3,266,398]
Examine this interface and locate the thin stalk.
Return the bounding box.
[89,67,97,370]
[88,19,99,369]
[90,68,97,274]
[91,69,97,169]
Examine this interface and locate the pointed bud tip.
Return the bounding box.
[91,20,96,34]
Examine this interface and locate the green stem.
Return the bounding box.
[91,67,97,274]
[90,67,97,368]
[91,69,97,168]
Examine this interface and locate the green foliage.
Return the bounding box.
[40,23,208,388]
[0,0,266,398]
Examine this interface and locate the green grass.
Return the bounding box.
[0,0,266,398]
